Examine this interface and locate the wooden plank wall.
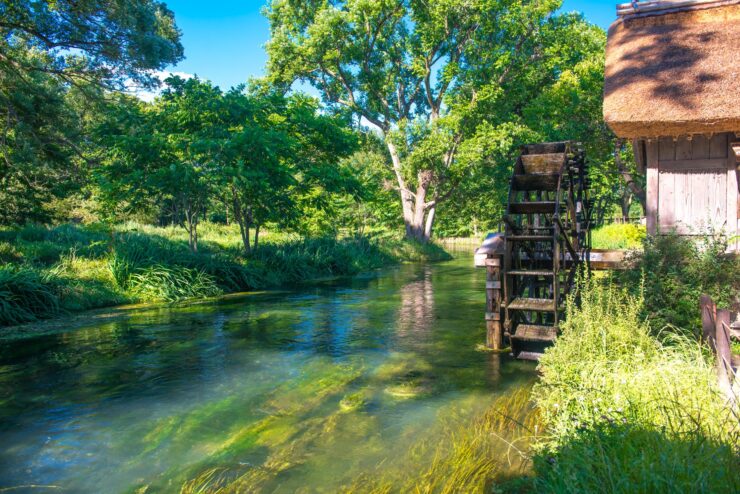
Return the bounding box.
[644,133,739,246]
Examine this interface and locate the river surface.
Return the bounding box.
[0,254,536,493]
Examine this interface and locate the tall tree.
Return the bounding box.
[0,0,183,224]
[221,88,358,252]
[265,0,584,241]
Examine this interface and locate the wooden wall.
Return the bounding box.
[643,133,739,248]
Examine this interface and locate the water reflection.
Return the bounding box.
[397,264,436,341]
[0,255,535,493]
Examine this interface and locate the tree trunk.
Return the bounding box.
[620,193,632,223]
[231,188,252,255]
[424,205,436,240]
[253,223,260,251]
[386,141,434,242]
[615,139,647,213]
[183,198,199,253]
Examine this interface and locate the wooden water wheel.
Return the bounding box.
[503,141,591,360]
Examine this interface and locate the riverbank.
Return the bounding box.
[528,232,740,493]
[0,222,451,327]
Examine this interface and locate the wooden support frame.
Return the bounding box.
[485,255,503,350]
[699,294,738,404]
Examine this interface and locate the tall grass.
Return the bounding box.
[0,223,451,326]
[532,280,740,493]
[0,267,60,325]
[126,265,222,302]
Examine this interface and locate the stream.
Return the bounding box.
[0,253,536,493]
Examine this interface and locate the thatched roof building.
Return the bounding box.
[604,1,739,244]
[604,1,740,138]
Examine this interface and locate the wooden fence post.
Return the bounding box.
[485,255,503,350]
[700,294,717,351]
[715,309,735,403]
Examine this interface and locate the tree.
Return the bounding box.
[98,79,358,254]
[220,88,358,253]
[265,0,593,241]
[0,0,183,224]
[97,77,221,252]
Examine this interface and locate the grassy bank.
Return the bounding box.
[0,222,451,327]
[531,280,739,493]
[529,231,740,493]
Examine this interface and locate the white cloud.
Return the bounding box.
[127,70,196,102]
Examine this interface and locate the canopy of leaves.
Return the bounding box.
[0,0,183,225]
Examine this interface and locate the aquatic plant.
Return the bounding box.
[533,280,740,493]
[340,386,540,494]
[339,390,370,412]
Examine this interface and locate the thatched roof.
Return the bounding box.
[604,2,740,138]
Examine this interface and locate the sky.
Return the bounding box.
[158,0,619,92]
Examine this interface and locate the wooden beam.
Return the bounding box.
[646,141,660,234]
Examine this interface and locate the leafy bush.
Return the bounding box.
[619,232,740,332]
[0,267,60,325]
[591,223,645,250]
[533,280,740,493]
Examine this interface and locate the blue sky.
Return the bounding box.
[162,0,618,91]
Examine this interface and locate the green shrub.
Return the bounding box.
[533,280,740,493]
[21,240,65,265]
[17,224,49,242]
[619,232,740,333]
[591,223,645,250]
[0,267,60,325]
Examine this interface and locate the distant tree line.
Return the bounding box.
[0,0,643,245]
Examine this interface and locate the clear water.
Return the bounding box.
[0,254,536,493]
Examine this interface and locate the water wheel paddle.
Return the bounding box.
[503,142,591,360]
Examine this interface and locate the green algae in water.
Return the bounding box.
[0,255,539,493]
[339,389,371,412]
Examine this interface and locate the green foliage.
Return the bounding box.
[533,280,739,493]
[0,267,60,325]
[125,265,222,302]
[0,0,182,225]
[266,0,608,240]
[0,223,451,326]
[591,223,645,250]
[97,79,358,252]
[619,232,740,332]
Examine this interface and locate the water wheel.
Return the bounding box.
[502,141,591,360]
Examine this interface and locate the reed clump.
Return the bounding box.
[339,386,540,494]
[532,280,740,493]
[0,222,450,327]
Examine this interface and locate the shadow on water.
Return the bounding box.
[0,253,537,493]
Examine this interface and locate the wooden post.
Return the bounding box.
[485,255,503,350]
[700,294,717,352]
[715,309,734,402]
